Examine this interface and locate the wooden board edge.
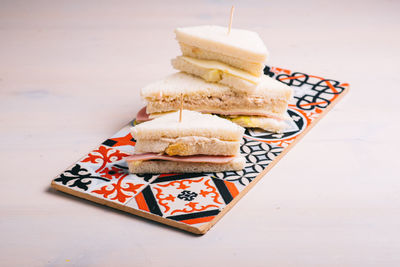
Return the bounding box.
[50,181,205,235]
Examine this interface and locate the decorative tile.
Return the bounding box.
[53,163,109,192]
[88,164,147,205]
[52,65,349,234]
[53,144,158,204]
[244,109,307,144]
[126,173,240,227]
[101,124,136,154]
[81,145,131,172]
[211,137,284,187]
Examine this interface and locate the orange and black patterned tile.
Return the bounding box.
[54,144,158,205]
[125,174,241,227]
[102,125,136,154]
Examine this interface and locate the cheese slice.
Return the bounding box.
[179,56,261,85]
[222,115,290,133]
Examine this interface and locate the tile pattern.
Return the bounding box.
[128,173,240,226]
[211,137,284,187]
[52,66,349,233]
[54,143,158,204]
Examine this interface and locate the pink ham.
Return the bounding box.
[135,107,151,122]
[126,153,235,164]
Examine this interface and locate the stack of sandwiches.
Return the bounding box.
[129,24,293,173]
[127,110,245,173]
[137,25,293,133]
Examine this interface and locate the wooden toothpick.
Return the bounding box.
[179,93,183,122]
[228,5,235,35]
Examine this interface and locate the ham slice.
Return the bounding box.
[126,153,235,163]
[136,107,151,122]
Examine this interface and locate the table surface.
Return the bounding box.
[1,0,399,266]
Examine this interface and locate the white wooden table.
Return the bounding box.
[1,0,399,266]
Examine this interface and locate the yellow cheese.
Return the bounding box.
[202,69,222,82]
[165,142,189,156]
[131,160,142,166]
[226,115,258,128]
[181,56,260,84]
[222,115,288,133]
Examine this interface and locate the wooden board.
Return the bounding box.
[51,66,349,234]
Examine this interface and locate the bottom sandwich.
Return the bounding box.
[128,110,246,174]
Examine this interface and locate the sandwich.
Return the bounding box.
[137,72,292,133]
[172,25,269,93]
[174,25,268,77]
[127,110,246,174]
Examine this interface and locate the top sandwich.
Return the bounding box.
[175,25,268,77]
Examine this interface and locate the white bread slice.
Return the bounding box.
[175,25,268,63]
[134,137,240,156]
[131,110,244,141]
[128,155,245,174]
[179,43,264,76]
[171,56,259,93]
[141,72,293,119]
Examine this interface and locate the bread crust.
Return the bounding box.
[128,156,246,174]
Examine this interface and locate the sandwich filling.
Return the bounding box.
[222,115,289,134]
[126,153,236,164]
[145,94,289,119]
[171,56,260,93]
[172,56,260,84]
[134,136,240,156]
[179,42,264,76]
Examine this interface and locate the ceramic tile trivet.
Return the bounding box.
[51,66,349,234]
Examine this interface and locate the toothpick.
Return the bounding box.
[228,5,235,35]
[179,93,183,122]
